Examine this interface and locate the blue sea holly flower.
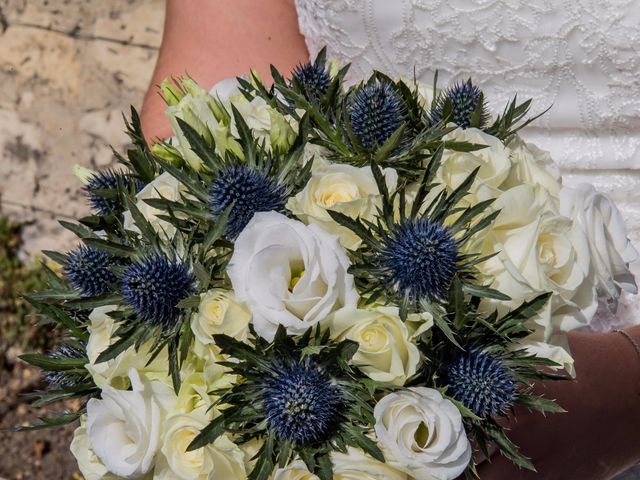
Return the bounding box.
[263,359,344,444]
[121,254,196,327]
[208,164,288,239]
[350,81,405,150]
[431,79,488,129]
[447,350,517,418]
[292,62,331,102]
[64,246,118,297]
[379,218,459,302]
[84,169,143,215]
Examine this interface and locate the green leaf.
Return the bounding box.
[344,425,385,462]
[15,412,82,431]
[65,293,122,310]
[462,282,511,301]
[187,415,227,451]
[431,308,463,349]
[316,453,334,480]
[41,250,69,265]
[95,326,142,364]
[59,220,98,240]
[19,354,86,371]
[516,392,566,414]
[82,238,136,257]
[484,422,536,471]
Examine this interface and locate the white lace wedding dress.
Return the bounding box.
[293,1,640,476]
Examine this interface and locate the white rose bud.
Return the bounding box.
[86,369,176,478]
[327,307,421,386]
[228,212,358,341]
[191,289,252,344]
[374,388,472,480]
[560,184,638,300]
[287,163,398,250]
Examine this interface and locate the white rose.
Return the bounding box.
[86,369,176,478]
[504,136,562,198]
[70,419,120,480]
[273,448,409,480]
[439,127,511,203]
[327,307,421,386]
[228,212,358,341]
[155,408,246,480]
[560,184,638,300]
[479,184,598,331]
[191,289,252,345]
[123,172,182,239]
[374,388,471,480]
[287,163,398,250]
[86,306,170,389]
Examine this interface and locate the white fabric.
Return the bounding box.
[294,0,640,330]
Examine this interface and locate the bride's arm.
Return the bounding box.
[140,0,308,141]
[478,326,640,479]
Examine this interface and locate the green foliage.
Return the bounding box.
[0,215,50,366]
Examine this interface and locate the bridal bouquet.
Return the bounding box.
[21,49,637,480]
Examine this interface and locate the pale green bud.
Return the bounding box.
[268,110,296,153]
[151,142,184,167]
[159,78,184,106]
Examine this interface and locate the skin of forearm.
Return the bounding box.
[140,0,309,141]
[478,325,640,479]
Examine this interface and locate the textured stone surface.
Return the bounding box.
[0,0,164,256]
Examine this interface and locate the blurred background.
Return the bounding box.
[0,1,164,478]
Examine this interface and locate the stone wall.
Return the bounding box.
[0,0,165,256]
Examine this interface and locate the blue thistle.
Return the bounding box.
[43,344,86,389]
[121,254,196,327]
[84,169,143,215]
[64,246,118,297]
[431,79,488,129]
[292,62,331,102]
[447,350,517,418]
[379,218,459,302]
[350,81,405,150]
[263,360,344,444]
[208,164,287,239]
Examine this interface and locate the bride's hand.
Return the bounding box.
[476,327,640,479]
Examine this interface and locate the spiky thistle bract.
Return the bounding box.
[188,326,387,480]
